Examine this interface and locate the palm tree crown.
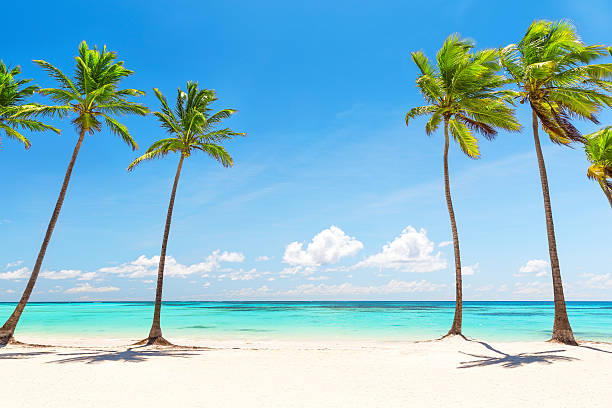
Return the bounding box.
[500,20,612,144]
[22,41,148,147]
[585,126,612,207]
[406,34,521,157]
[128,81,244,169]
[0,61,59,149]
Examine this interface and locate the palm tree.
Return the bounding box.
[0,61,59,148]
[406,35,521,337]
[0,42,148,345]
[584,126,612,207]
[500,20,612,345]
[128,82,244,346]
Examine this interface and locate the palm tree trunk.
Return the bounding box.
[598,181,612,209]
[143,154,184,345]
[0,129,86,345]
[443,119,463,337]
[530,109,577,346]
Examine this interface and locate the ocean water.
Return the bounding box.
[0,301,611,342]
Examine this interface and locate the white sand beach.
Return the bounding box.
[1,336,611,408]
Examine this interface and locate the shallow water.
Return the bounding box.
[1,301,610,341]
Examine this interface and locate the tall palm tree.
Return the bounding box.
[584,126,612,208]
[0,42,148,345]
[128,82,244,346]
[0,61,59,148]
[500,20,612,345]
[406,35,521,337]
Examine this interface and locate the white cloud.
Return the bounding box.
[438,241,452,248]
[41,269,82,280]
[217,268,267,281]
[475,284,494,292]
[227,285,273,297]
[6,260,23,268]
[283,226,363,266]
[203,282,211,288]
[498,284,508,292]
[578,273,612,289]
[517,259,549,277]
[99,250,244,278]
[306,276,329,281]
[4,289,15,294]
[225,280,445,298]
[462,262,479,276]
[353,226,447,273]
[64,283,119,294]
[513,281,549,296]
[77,272,98,281]
[279,265,317,277]
[255,255,272,262]
[0,267,29,280]
[48,286,63,294]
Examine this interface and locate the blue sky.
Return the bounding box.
[1,0,611,301]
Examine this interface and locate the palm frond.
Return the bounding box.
[449,119,480,158]
[100,114,138,150]
[0,122,31,149]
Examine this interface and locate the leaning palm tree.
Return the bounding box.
[584,126,612,208]
[128,82,244,346]
[500,20,612,345]
[0,42,148,345]
[406,35,521,337]
[0,61,59,148]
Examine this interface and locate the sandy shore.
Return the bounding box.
[2,336,611,408]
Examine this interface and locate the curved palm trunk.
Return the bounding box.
[598,181,612,209]
[443,119,463,337]
[140,154,184,346]
[530,109,577,345]
[0,130,86,345]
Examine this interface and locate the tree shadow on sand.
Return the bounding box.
[458,341,579,369]
[0,350,53,359]
[47,346,205,364]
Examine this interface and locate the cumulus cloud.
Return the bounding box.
[438,241,452,248]
[462,263,479,276]
[353,226,447,273]
[64,283,119,294]
[6,260,23,268]
[99,250,245,278]
[255,256,272,262]
[283,226,363,267]
[0,267,30,280]
[517,259,549,277]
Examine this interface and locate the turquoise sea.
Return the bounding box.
[1,301,611,342]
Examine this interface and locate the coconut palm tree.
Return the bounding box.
[500,20,612,345]
[0,42,148,345]
[584,126,612,207]
[406,35,521,337]
[0,61,59,148]
[128,82,244,345]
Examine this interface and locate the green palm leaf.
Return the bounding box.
[0,60,59,149]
